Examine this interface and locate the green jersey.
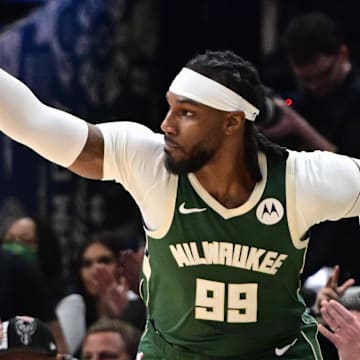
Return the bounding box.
[140,156,318,358]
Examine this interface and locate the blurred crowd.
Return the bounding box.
[0,215,146,359]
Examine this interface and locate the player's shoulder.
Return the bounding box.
[287,149,359,180]
[287,149,356,165]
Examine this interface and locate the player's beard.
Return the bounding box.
[164,146,215,174]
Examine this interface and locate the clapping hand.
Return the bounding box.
[319,299,360,360]
[119,247,144,294]
[93,264,129,317]
[313,265,355,315]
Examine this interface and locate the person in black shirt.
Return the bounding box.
[282,12,360,281]
[0,248,68,353]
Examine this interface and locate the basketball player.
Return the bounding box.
[0,50,359,359]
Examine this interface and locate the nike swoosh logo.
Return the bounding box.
[179,202,207,214]
[275,338,298,356]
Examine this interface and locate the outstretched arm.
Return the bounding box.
[0,68,104,179]
[69,123,104,179]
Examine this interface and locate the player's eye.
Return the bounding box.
[181,110,195,117]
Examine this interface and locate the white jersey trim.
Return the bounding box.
[187,152,267,219]
[286,151,309,250]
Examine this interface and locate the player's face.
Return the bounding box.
[161,92,228,174]
[80,243,117,296]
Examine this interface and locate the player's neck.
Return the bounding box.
[194,151,255,209]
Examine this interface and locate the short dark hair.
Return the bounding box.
[85,318,141,359]
[283,12,345,65]
[185,50,288,182]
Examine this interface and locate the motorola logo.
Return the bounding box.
[256,198,284,225]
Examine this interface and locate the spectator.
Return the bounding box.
[0,315,72,360]
[66,232,146,356]
[261,11,360,156]
[0,247,68,354]
[2,215,79,354]
[310,266,358,359]
[81,318,141,360]
[284,12,360,156]
[75,232,146,331]
[319,296,360,360]
[3,215,65,304]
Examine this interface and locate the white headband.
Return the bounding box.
[169,67,260,121]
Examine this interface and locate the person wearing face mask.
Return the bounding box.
[1,216,77,355]
[2,216,64,304]
[0,247,68,354]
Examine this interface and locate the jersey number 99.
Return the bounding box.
[195,278,258,323]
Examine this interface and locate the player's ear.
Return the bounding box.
[224,111,245,134]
